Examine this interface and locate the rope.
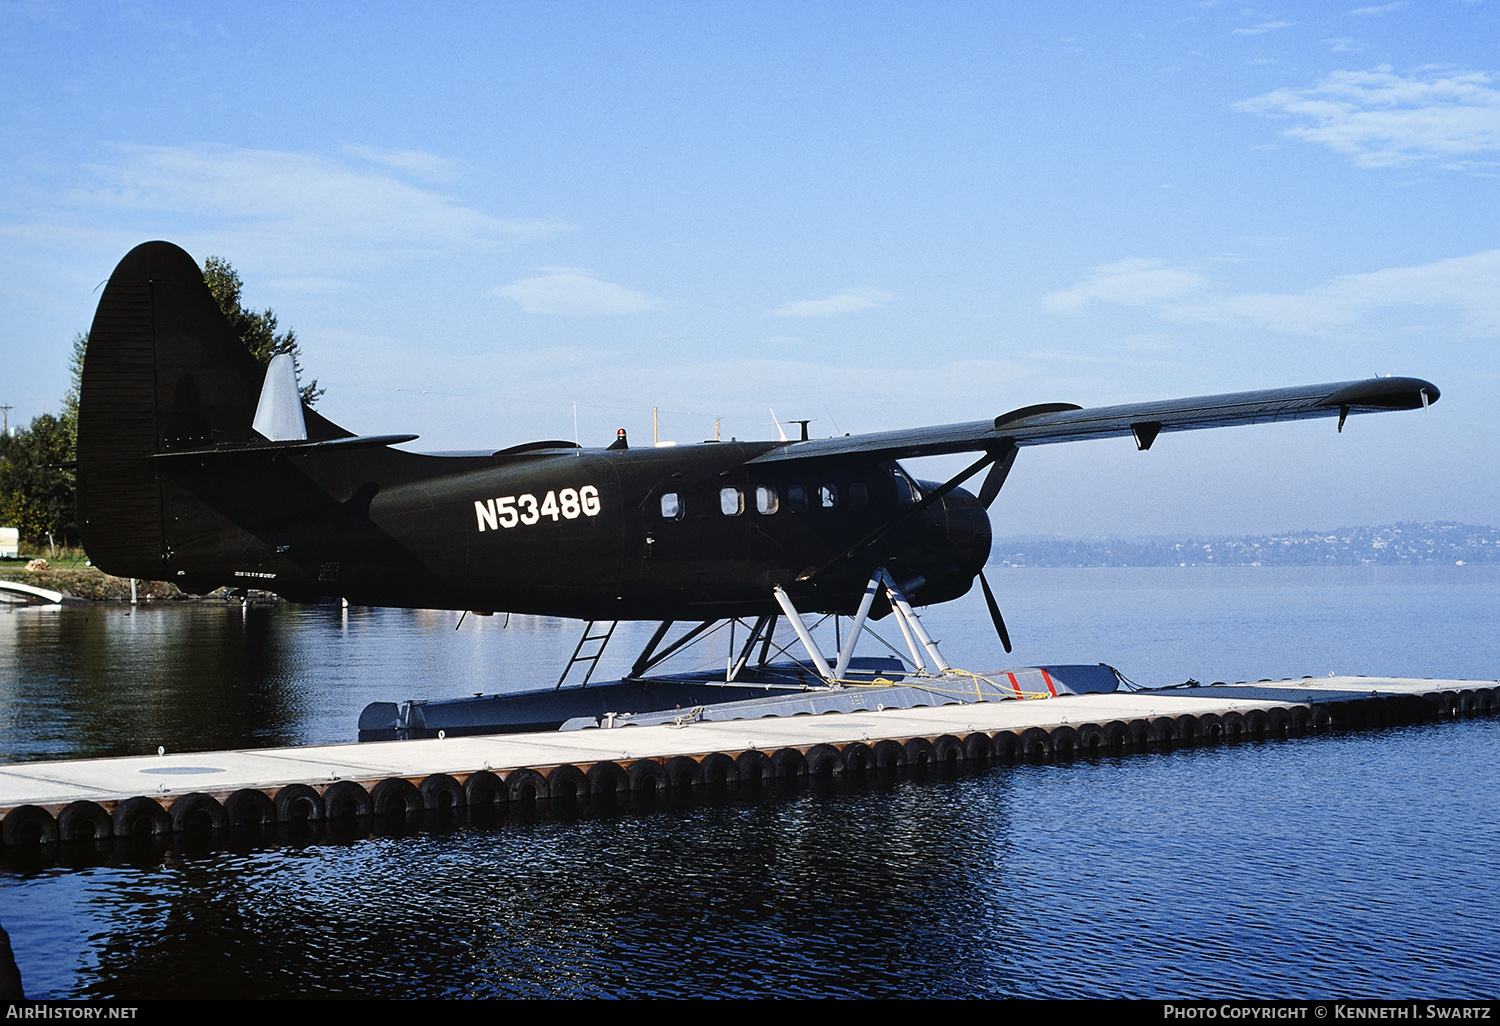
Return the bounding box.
[831,668,1054,700]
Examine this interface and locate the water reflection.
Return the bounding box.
[9,723,1497,999]
[2,567,1498,998]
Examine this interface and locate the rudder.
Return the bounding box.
[76,241,343,580]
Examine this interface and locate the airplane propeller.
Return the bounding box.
[977,570,1012,654]
[976,445,1017,653]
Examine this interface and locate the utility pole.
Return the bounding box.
[0,404,12,437]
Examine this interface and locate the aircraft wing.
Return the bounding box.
[746,376,1438,464]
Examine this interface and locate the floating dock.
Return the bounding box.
[1,674,1495,853]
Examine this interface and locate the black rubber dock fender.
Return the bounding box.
[370,777,423,819]
[112,796,171,839]
[545,764,589,807]
[769,747,808,783]
[584,761,630,800]
[419,774,468,813]
[460,770,502,812]
[224,788,277,828]
[664,756,704,790]
[2,805,57,847]
[1101,720,1130,754]
[322,780,371,820]
[871,738,907,773]
[57,800,112,843]
[505,768,549,807]
[804,744,846,781]
[626,759,670,795]
[1048,725,1079,759]
[1015,727,1051,763]
[275,783,326,822]
[170,792,228,834]
[698,752,740,788]
[962,732,994,767]
[734,749,773,786]
[1073,723,1106,754]
[932,734,966,768]
[990,731,1019,765]
[902,736,936,772]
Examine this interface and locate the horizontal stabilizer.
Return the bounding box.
[150,433,420,461]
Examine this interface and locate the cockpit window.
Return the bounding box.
[891,467,920,507]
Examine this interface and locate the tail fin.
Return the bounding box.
[77,241,347,579]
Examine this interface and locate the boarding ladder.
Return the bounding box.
[556,620,618,689]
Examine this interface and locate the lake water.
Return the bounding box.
[1,566,1496,999]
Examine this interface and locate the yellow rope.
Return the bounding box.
[831,668,1054,700]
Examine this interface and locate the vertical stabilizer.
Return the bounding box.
[76,241,345,580]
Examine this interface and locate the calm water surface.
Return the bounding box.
[1,566,1496,999]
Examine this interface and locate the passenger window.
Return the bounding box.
[720,487,744,516]
[820,484,838,509]
[660,492,683,520]
[787,484,808,512]
[849,483,868,510]
[756,486,779,514]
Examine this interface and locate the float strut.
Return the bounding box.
[729,615,774,682]
[879,569,951,674]
[771,586,837,684]
[833,571,882,680]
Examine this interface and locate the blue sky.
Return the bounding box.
[2,1,1495,536]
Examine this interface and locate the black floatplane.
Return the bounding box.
[77,242,1439,733]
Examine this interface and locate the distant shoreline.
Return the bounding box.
[991,521,1497,568]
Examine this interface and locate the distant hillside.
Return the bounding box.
[990,522,1499,567]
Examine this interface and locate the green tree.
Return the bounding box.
[202,255,323,405]
[0,413,78,548]
[63,330,87,425]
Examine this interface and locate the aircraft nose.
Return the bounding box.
[941,487,993,577]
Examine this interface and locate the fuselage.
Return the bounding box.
[160,439,992,619]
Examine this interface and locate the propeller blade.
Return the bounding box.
[978,570,1012,654]
[977,444,1019,508]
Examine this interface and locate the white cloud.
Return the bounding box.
[1233,21,1295,35]
[493,267,661,316]
[1044,250,1500,336]
[1237,66,1500,167]
[767,287,892,317]
[1349,1,1407,14]
[39,143,567,272]
[1042,258,1210,313]
[341,144,467,184]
